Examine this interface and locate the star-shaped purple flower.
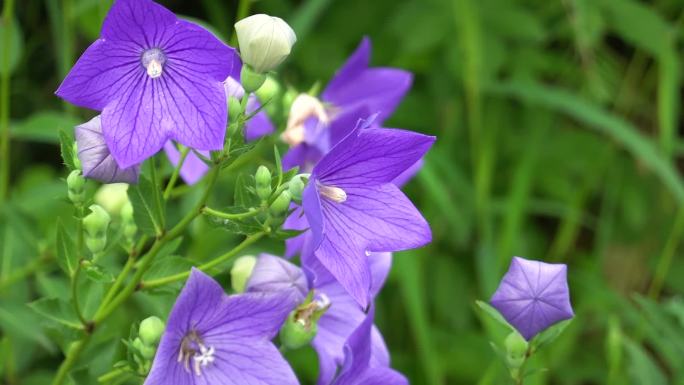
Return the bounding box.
[331,306,408,385]
[490,257,574,340]
[56,0,240,169]
[282,37,412,172]
[144,268,298,385]
[301,117,434,307]
[244,253,393,385]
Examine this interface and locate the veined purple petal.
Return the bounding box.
[74,115,140,184]
[101,0,176,46]
[245,254,308,305]
[102,67,226,168]
[490,257,574,340]
[55,39,141,110]
[322,38,412,124]
[313,124,435,187]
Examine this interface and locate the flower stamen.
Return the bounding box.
[177,330,216,376]
[141,48,167,79]
[318,184,347,203]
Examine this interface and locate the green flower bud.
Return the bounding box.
[255,76,281,103]
[504,331,528,369]
[132,337,156,360]
[288,174,309,202]
[240,65,267,93]
[121,200,134,222]
[255,166,272,201]
[228,96,243,123]
[94,183,129,216]
[67,170,85,204]
[139,316,165,346]
[83,204,111,254]
[279,310,318,350]
[269,190,292,216]
[231,255,257,293]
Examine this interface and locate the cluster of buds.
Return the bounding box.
[83,204,111,255]
[130,316,166,373]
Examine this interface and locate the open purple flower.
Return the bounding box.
[282,37,412,171]
[144,268,298,385]
[331,306,408,385]
[490,257,574,340]
[164,76,275,185]
[245,253,392,385]
[75,115,140,184]
[56,0,240,169]
[301,117,434,307]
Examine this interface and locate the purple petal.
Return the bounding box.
[100,0,176,46]
[101,67,226,168]
[74,115,140,184]
[490,257,574,340]
[245,254,309,305]
[322,38,413,124]
[163,142,210,186]
[55,39,140,110]
[313,125,435,187]
[207,341,299,385]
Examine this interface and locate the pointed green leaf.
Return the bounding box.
[59,130,77,171]
[28,298,82,330]
[127,175,165,235]
[56,218,77,276]
[475,300,515,331]
[82,263,114,283]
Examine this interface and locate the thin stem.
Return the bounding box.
[202,206,261,221]
[75,204,85,269]
[648,205,684,299]
[71,261,88,326]
[141,232,264,289]
[0,0,16,201]
[149,157,166,232]
[100,256,135,308]
[229,0,252,46]
[97,367,128,384]
[163,146,190,200]
[51,335,92,385]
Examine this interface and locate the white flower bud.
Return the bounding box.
[235,14,296,73]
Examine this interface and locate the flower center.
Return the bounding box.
[141,48,167,79]
[318,183,347,203]
[282,94,330,146]
[177,330,216,376]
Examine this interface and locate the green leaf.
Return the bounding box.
[0,303,55,352]
[530,319,571,352]
[144,255,194,281]
[623,337,668,385]
[82,263,114,283]
[475,300,515,332]
[234,174,248,207]
[28,298,82,330]
[59,130,77,171]
[128,175,165,235]
[274,145,283,187]
[0,16,23,76]
[56,218,77,276]
[11,112,79,143]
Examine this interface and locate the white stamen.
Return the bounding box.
[319,184,347,203]
[141,48,166,79]
[146,60,163,78]
[315,293,331,309]
[192,345,216,377]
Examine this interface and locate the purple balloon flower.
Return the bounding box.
[282,37,412,172]
[490,257,574,340]
[75,115,140,184]
[301,117,434,307]
[331,306,408,385]
[245,253,394,385]
[164,76,275,185]
[56,0,240,169]
[144,268,298,385]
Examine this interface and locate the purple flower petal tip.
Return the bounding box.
[57,0,240,168]
[145,268,298,385]
[75,115,140,184]
[490,256,574,340]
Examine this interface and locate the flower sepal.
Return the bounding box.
[279,292,329,350]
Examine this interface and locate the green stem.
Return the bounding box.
[229,0,252,46]
[0,0,15,202]
[648,205,684,299]
[141,232,264,289]
[100,256,135,308]
[51,335,91,385]
[97,366,127,383]
[71,261,87,325]
[149,157,166,232]
[163,146,190,200]
[75,204,85,268]
[202,206,261,220]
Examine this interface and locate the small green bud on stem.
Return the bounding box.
[240,65,267,94]
[83,204,111,255]
[255,166,272,202]
[288,174,309,202]
[269,190,292,216]
[231,255,257,293]
[67,170,85,204]
[139,316,165,346]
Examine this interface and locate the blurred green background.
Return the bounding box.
[2,0,684,384]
